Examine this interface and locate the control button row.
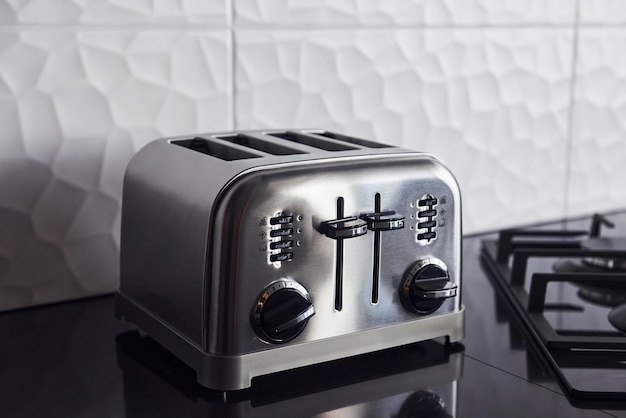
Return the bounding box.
[268,213,297,264]
[416,194,438,243]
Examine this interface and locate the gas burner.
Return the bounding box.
[577,286,626,307]
[581,238,626,271]
[553,259,626,307]
[609,304,626,334]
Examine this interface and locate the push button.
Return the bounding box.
[417,220,436,229]
[418,197,438,207]
[417,209,437,218]
[417,231,437,241]
[270,240,293,250]
[270,215,293,225]
[270,228,293,237]
[270,252,293,262]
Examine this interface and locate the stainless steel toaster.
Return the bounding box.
[115,129,464,391]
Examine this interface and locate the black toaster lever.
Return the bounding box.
[321,214,368,311]
[360,211,405,231]
[321,216,368,240]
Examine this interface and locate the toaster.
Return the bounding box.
[115,129,464,391]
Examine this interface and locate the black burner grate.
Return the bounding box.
[481,216,626,406]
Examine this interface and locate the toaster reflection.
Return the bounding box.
[116,331,463,417]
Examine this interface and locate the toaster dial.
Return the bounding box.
[251,279,315,344]
[400,258,458,315]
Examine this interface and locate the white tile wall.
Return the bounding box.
[0,29,231,311]
[0,0,624,310]
[568,28,626,218]
[236,29,573,233]
[0,0,229,24]
[580,0,626,24]
[235,0,576,25]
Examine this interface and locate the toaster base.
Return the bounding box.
[115,292,465,391]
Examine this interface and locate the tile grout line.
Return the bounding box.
[229,0,237,130]
[562,0,581,220]
[4,21,625,31]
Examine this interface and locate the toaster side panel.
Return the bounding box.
[119,140,250,347]
[208,154,462,355]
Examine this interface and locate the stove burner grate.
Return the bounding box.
[481,214,626,405]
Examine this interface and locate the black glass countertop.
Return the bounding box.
[2,214,626,417]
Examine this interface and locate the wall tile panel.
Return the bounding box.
[567,28,626,218]
[235,29,573,233]
[235,0,576,26]
[0,0,229,25]
[0,29,232,311]
[579,0,626,24]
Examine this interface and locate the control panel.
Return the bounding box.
[259,212,303,267]
[250,188,457,345]
[415,194,438,243]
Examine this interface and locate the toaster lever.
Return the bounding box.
[360,211,405,231]
[321,217,368,239]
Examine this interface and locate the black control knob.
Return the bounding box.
[400,258,458,315]
[251,279,315,344]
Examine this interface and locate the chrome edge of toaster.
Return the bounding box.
[116,129,464,391]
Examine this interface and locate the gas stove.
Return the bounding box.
[481,212,626,406]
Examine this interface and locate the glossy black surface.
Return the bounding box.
[2,214,626,417]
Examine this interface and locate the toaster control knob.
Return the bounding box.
[251,279,315,344]
[400,258,457,315]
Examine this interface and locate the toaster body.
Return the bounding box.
[116,130,464,390]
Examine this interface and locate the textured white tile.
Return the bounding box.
[568,28,626,218]
[0,29,232,311]
[0,0,228,25]
[236,29,573,233]
[579,0,626,24]
[235,0,576,26]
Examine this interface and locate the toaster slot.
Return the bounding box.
[360,194,406,304]
[320,197,368,311]
[372,193,382,304]
[171,137,260,161]
[304,130,392,149]
[335,197,345,311]
[215,133,307,156]
[267,131,358,152]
